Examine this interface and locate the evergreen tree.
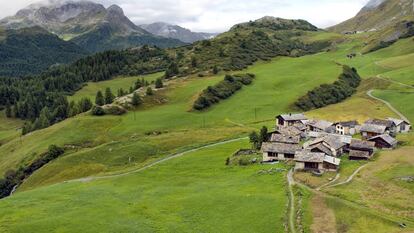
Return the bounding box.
[249,131,260,149]
[259,126,268,145]
[117,88,125,97]
[146,87,154,96]
[38,107,51,129]
[155,78,164,89]
[5,102,11,118]
[213,65,219,74]
[191,57,198,68]
[134,79,143,90]
[95,91,104,106]
[104,88,115,105]
[131,92,142,106]
[165,62,179,78]
[78,97,93,113]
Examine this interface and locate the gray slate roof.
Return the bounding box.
[278,113,307,121]
[336,120,358,127]
[387,117,411,126]
[306,119,333,130]
[350,139,375,150]
[360,123,386,134]
[349,150,371,158]
[294,151,325,163]
[270,134,300,144]
[261,142,302,154]
[308,136,345,150]
[365,119,395,128]
[278,126,302,137]
[324,155,341,166]
[307,132,352,144]
[368,134,398,146]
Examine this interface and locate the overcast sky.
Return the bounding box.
[0,0,370,32]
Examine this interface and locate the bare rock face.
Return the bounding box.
[141,22,218,43]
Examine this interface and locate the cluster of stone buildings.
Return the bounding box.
[261,113,411,173]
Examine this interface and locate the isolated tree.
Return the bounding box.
[146,87,154,96]
[212,65,219,74]
[131,92,142,106]
[249,131,260,150]
[95,91,104,106]
[259,126,268,145]
[104,87,115,105]
[155,78,164,89]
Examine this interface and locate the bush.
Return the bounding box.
[91,106,105,116]
[193,73,255,110]
[104,105,127,115]
[294,66,361,111]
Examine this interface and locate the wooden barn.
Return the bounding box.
[349,139,375,160]
[368,134,398,149]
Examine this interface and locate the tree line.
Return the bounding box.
[193,73,255,110]
[294,65,361,111]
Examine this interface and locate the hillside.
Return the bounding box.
[0,1,185,52]
[329,0,414,52]
[141,22,218,43]
[0,26,88,77]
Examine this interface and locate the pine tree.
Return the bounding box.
[191,57,198,68]
[104,88,115,105]
[131,92,142,106]
[95,91,104,106]
[38,107,51,129]
[78,97,93,113]
[146,87,154,96]
[5,102,11,118]
[249,131,260,149]
[213,65,219,74]
[155,78,164,89]
[259,126,268,145]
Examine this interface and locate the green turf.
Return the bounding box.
[68,72,163,102]
[0,140,289,233]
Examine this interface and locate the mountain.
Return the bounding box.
[0,26,88,77]
[328,0,414,52]
[0,1,185,52]
[140,22,218,43]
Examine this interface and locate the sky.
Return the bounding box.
[0,0,371,32]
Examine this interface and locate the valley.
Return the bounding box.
[0,0,413,232]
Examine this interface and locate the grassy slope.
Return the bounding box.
[68,72,163,102]
[0,140,289,233]
[0,110,24,146]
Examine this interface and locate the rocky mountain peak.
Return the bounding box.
[107,4,124,15]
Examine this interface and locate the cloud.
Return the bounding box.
[0,0,370,32]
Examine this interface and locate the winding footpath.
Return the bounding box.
[323,164,367,189]
[287,169,296,233]
[367,90,410,123]
[68,137,248,183]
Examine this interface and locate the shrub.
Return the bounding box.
[104,105,127,115]
[91,106,105,116]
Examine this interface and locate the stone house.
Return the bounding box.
[349,139,375,160]
[305,136,345,157]
[368,134,398,149]
[387,118,411,133]
[276,113,307,127]
[335,121,358,135]
[360,123,386,139]
[261,142,302,162]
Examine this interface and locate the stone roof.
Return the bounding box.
[307,132,352,144]
[336,120,358,127]
[368,134,398,146]
[365,119,395,128]
[294,151,325,163]
[349,150,371,158]
[277,113,307,121]
[387,117,410,126]
[308,136,345,150]
[324,155,341,166]
[360,123,386,134]
[309,144,333,156]
[278,126,302,137]
[270,134,300,144]
[306,119,333,130]
[261,142,302,154]
[350,139,375,150]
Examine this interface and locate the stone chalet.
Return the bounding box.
[294,151,340,172]
[368,134,398,149]
[276,113,307,127]
[305,119,334,133]
[335,121,358,135]
[305,136,345,157]
[349,139,375,160]
[387,118,411,133]
[360,123,386,139]
[365,119,396,133]
[261,142,301,162]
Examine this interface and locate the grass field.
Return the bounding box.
[68,72,163,102]
[0,140,289,233]
[0,110,23,146]
[0,32,413,232]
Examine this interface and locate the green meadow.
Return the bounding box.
[0,32,413,232]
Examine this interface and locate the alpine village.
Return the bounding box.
[0,0,413,232]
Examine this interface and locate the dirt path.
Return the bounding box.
[310,193,337,233]
[367,90,410,123]
[376,75,414,89]
[287,169,296,233]
[316,173,340,191]
[67,137,248,183]
[325,164,367,189]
